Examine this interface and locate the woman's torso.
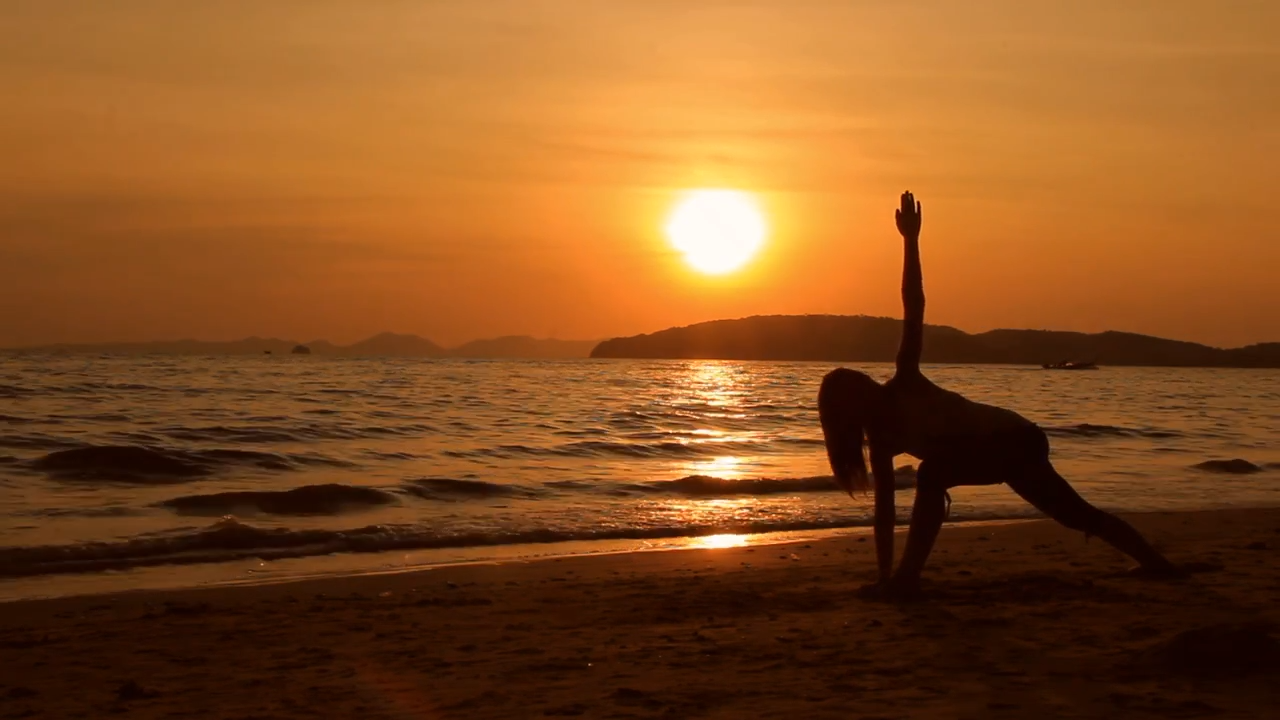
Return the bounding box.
[882,371,1036,460]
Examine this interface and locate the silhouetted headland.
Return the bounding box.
[5,333,597,360]
[590,315,1280,368]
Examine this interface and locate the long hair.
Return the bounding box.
[817,368,884,495]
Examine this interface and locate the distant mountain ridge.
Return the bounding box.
[5,333,598,360]
[10,318,1278,367]
[590,315,1280,368]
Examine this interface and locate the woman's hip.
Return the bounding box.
[915,425,1050,490]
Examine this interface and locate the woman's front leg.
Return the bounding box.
[889,484,949,596]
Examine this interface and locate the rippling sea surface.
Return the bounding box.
[1,355,1277,599]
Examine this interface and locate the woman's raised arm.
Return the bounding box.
[895,191,924,376]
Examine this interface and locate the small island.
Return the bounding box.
[589,315,1280,368]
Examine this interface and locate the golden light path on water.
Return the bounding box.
[685,455,747,478]
[674,362,755,483]
[660,362,790,541]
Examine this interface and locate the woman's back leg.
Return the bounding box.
[1008,463,1178,573]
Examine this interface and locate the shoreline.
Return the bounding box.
[3,507,1277,718]
[0,516,1045,605]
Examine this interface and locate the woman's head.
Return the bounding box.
[817,368,886,494]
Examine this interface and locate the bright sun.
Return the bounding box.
[665,189,768,275]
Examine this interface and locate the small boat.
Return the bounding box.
[1042,360,1098,370]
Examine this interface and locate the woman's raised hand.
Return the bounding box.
[895,191,922,240]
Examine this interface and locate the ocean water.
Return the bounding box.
[1,355,1277,600]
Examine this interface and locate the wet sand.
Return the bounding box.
[2,508,1278,719]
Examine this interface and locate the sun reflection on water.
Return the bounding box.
[683,455,746,479]
[667,362,766,478]
[676,361,748,409]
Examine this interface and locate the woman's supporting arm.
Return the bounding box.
[870,446,897,584]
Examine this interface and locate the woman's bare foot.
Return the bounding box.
[857,579,923,602]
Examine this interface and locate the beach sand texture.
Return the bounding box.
[3,509,1278,719]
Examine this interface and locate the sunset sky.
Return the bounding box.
[2,0,1277,348]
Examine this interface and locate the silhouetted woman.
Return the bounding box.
[819,191,1180,600]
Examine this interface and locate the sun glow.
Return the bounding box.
[665,189,768,275]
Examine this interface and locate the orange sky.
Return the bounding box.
[2,1,1277,348]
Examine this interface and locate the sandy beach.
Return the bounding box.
[2,508,1278,719]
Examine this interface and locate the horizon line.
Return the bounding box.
[2,314,1277,353]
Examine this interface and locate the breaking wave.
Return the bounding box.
[400,477,545,501]
[392,471,917,503]
[32,446,211,482]
[27,445,353,483]
[159,484,398,516]
[443,439,771,460]
[636,469,916,497]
